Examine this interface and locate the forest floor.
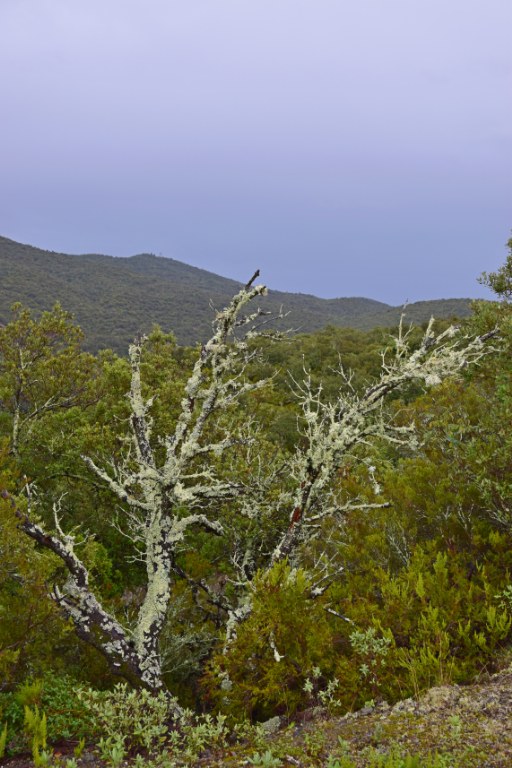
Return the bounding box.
[3,667,512,767]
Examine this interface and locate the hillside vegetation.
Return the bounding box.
[1,238,511,767]
[0,236,472,352]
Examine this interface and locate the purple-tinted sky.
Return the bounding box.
[1,1,511,303]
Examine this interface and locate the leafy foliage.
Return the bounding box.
[0,302,98,456]
[0,674,94,757]
[0,457,73,687]
[203,562,339,719]
[479,233,512,300]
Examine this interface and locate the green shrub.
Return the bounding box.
[78,683,174,756]
[203,561,341,719]
[24,705,48,766]
[0,674,93,755]
[339,544,512,702]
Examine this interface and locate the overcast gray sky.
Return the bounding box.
[1,0,511,303]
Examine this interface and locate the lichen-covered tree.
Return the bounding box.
[9,272,496,698]
[11,273,275,694]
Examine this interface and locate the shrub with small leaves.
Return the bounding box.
[303,667,344,714]
[248,749,283,767]
[349,626,393,696]
[204,561,340,719]
[78,683,174,756]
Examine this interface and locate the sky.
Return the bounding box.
[1,0,511,304]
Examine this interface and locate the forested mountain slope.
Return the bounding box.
[0,235,472,352]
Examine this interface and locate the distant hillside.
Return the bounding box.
[0,236,473,353]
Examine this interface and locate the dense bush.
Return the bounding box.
[203,562,342,719]
[0,674,94,755]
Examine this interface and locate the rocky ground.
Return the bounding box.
[3,668,512,767]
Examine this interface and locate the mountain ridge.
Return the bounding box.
[0,235,473,353]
